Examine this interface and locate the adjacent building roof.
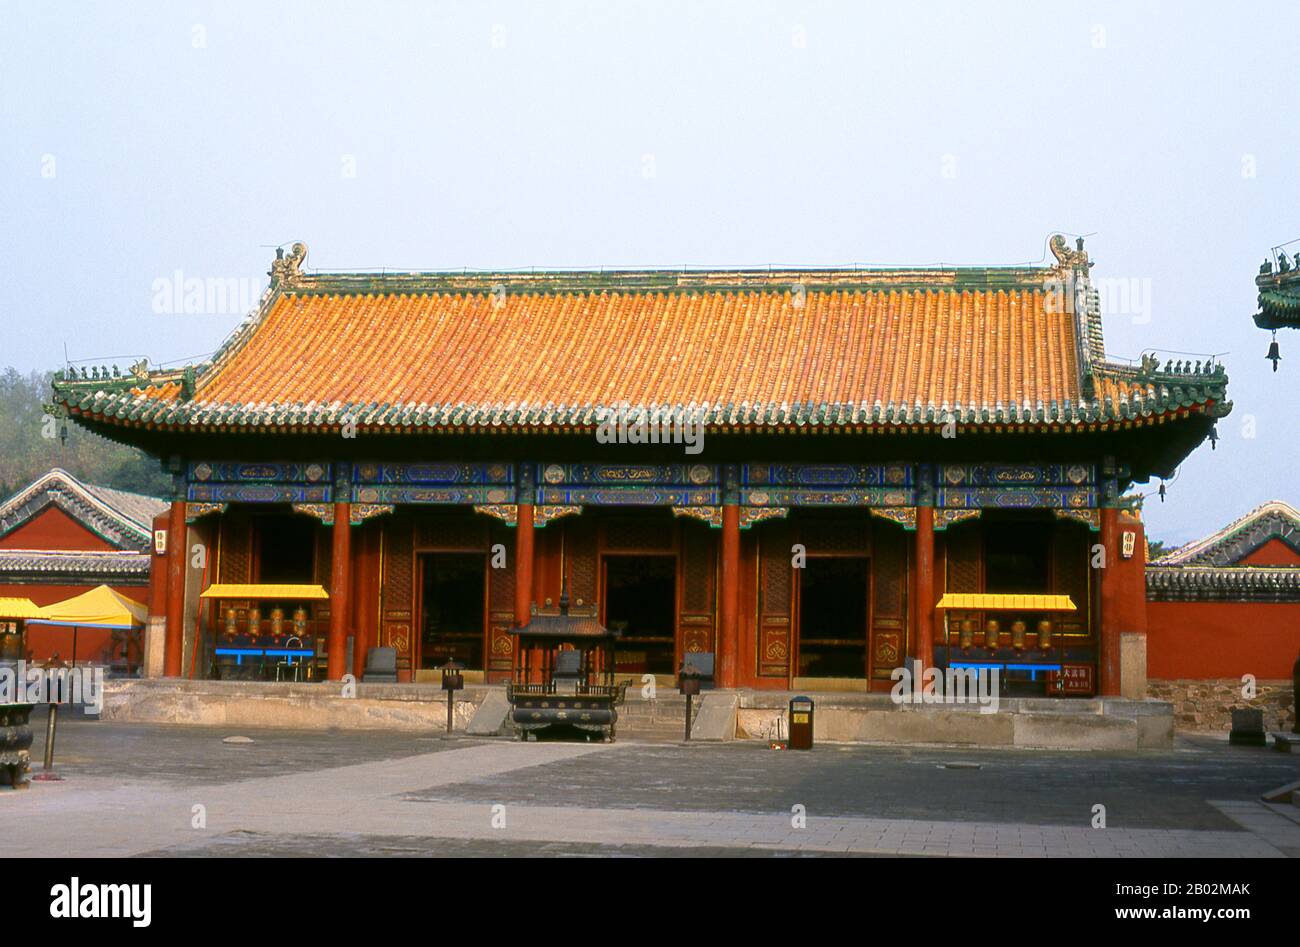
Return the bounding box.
[1255,249,1300,331]
[1145,566,1300,602]
[52,237,1229,436]
[1152,500,1300,567]
[0,550,151,581]
[0,469,165,587]
[1147,500,1300,602]
[0,468,167,552]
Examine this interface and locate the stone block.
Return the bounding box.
[1119,632,1147,699]
[1012,712,1137,750]
[1229,707,1267,746]
[854,708,1015,746]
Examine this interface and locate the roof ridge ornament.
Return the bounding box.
[270,242,308,288]
[1049,234,1092,272]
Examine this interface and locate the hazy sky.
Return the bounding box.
[2,1,1297,544]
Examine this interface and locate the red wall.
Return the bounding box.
[1147,600,1300,679]
[1240,539,1300,567]
[0,506,115,551]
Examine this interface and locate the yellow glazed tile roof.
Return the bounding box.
[52,239,1230,434]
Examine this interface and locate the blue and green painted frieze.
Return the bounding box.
[182,460,1104,510]
[186,460,333,504]
[534,462,720,506]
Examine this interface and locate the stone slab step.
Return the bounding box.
[466,689,511,736]
[688,692,739,742]
[1270,732,1300,753]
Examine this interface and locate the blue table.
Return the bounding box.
[215,647,314,666]
[949,661,1062,682]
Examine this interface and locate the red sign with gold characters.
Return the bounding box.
[1047,663,1094,696]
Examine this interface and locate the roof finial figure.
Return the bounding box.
[1049,234,1091,272]
[270,242,308,287]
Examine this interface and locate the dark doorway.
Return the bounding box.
[985,520,1052,593]
[419,553,486,670]
[603,555,676,675]
[797,556,869,678]
[256,513,316,584]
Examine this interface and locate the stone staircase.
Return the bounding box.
[614,691,703,742]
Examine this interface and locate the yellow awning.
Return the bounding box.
[935,593,1076,612]
[28,585,147,628]
[200,584,329,601]
[0,597,46,620]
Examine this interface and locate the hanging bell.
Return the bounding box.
[1208,425,1218,450]
[1267,333,1281,372]
[1158,481,1166,503]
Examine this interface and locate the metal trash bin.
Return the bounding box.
[788,695,814,750]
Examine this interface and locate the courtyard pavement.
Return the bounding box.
[5,712,1299,858]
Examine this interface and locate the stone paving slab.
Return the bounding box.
[24,712,481,786]
[141,832,881,858]
[1211,799,1300,857]
[5,718,1296,858]
[402,740,1300,831]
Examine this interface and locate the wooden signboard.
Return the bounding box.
[1047,663,1094,696]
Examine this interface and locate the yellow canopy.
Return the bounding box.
[0,597,46,620]
[935,593,1076,612]
[28,585,148,628]
[200,584,329,601]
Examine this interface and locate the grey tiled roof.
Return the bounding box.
[0,468,167,552]
[0,549,151,583]
[1152,500,1300,567]
[1146,566,1300,602]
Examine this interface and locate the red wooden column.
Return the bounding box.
[913,505,935,674]
[1098,504,1121,696]
[327,502,352,681]
[513,464,537,682]
[148,512,169,619]
[350,528,373,681]
[163,498,188,678]
[912,464,936,675]
[718,465,741,688]
[514,504,535,628]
